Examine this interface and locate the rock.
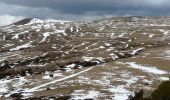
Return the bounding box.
[10,93,22,98]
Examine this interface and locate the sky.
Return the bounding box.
[0,0,170,26]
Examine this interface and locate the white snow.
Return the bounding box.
[149,34,154,38]
[42,71,64,80]
[65,64,76,68]
[162,30,170,35]
[45,19,71,24]
[118,33,125,37]
[70,90,99,100]
[105,43,111,46]
[12,77,29,88]
[54,29,65,33]
[0,77,29,97]
[126,62,168,75]
[162,30,170,41]
[64,64,76,71]
[42,75,52,80]
[2,43,14,48]
[70,26,74,32]
[12,31,28,39]
[10,43,33,51]
[0,79,11,93]
[130,48,144,55]
[125,44,129,48]
[40,32,50,42]
[25,67,94,92]
[82,56,104,62]
[143,79,153,84]
[110,53,119,60]
[163,50,170,59]
[0,88,9,93]
[108,86,132,100]
[99,46,105,49]
[82,57,94,61]
[26,18,44,25]
[52,44,57,49]
[159,77,169,81]
[110,33,115,37]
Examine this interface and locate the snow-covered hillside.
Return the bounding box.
[0,17,170,99]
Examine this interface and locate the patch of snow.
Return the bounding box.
[120,73,138,86]
[12,31,28,39]
[53,72,64,77]
[25,67,94,92]
[2,43,14,48]
[12,77,29,88]
[149,34,154,38]
[43,24,51,29]
[130,48,144,55]
[163,50,170,59]
[105,43,111,47]
[110,53,119,60]
[42,71,64,80]
[163,30,170,35]
[27,64,44,67]
[85,42,98,50]
[128,39,132,42]
[126,62,168,75]
[70,26,74,32]
[45,19,71,24]
[82,56,104,62]
[118,33,125,37]
[106,47,115,52]
[0,77,29,97]
[52,44,57,49]
[107,85,132,100]
[40,32,50,42]
[36,29,41,32]
[42,75,52,80]
[110,33,115,37]
[25,18,44,25]
[162,30,170,41]
[21,92,33,98]
[54,29,65,33]
[70,90,100,100]
[30,24,42,30]
[93,78,111,86]
[0,79,11,93]
[158,77,169,81]
[99,46,105,49]
[82,57,94,61]
[143,79,153,84]
[10,43,33,51]
[64,64,76,72]
[124,44,129,48]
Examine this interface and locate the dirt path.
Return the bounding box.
[25,67,94,92]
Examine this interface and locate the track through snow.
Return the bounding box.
[25,67,94,92]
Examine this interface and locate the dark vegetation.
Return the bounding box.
[129,81,170,100]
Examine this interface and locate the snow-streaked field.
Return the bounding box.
[0,16,170,99]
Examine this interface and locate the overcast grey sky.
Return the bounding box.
[0,0,170,26]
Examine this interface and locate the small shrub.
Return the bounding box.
[151,81,170,100]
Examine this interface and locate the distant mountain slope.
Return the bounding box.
[12,18,32,25]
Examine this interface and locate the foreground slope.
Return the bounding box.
[0,17,170,99]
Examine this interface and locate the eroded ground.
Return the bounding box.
[0,17,170,100]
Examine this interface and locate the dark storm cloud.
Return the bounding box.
[1,0,170,15]
[0,0,170,25]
